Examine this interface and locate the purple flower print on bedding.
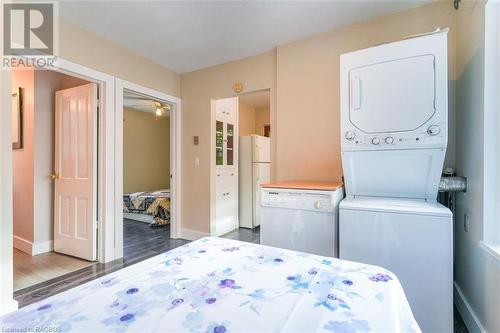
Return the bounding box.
[369,273,392,282]
[218,279,236,288]
[126,287,139,294]
[37,304,51,311]
[206,297,217,304]
[171,298,184,306]
[343,279,354,286]
[221,246,240,252]
[206,322,230,333]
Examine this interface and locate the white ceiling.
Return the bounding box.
[60,1,430,73]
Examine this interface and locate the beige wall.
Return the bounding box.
[12,69,35,244]
[180,1,456,234]
[276,1,456,182]
[59,19,180,97]
[239,103,270,137]
[254,106,270,137]
[123,108,170,193]
[181,51,276,233]
[238,101,256,136]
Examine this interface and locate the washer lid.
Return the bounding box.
[349,54,436,133]
[340,196,451,217]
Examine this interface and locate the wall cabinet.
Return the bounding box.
[212,97,238,236]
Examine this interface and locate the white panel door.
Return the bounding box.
[253,163,270,227]
[54,83,97,261]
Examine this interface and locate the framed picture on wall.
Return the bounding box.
[12,87,23,150]
[264,125,270,138]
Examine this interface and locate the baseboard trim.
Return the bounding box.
[454,281,487,333]
[0,299,18,316]
[32,240,54,255]
[180,228,209,241]
[13,235,32,255]
[13,236,53,255]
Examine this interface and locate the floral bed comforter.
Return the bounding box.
[0,237,420,333]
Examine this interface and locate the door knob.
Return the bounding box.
[50,173,60,180]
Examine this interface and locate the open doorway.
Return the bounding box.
[117,84,184,264]
[11,68,97,291]
[212,90,271,244]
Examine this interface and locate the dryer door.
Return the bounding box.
[349,55,435,133]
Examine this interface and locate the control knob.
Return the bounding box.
[314,201,322,209]
[345,131,356,141]
[427,125,441,136]
[371,137,380,145]
[385,137,394,144]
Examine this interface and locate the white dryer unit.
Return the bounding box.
[340,29,448,200]
[339,29,453,333]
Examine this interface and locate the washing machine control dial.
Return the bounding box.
[427,125,441,136]
[345,131,356,141]
[385,136,394,144]
[371,137,380,145]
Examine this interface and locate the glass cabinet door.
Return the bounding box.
[216,120,223,166]
[226,123,234,166]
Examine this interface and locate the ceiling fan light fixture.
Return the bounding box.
[156,108,163,116]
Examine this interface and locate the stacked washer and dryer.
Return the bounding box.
[339,30,452,332]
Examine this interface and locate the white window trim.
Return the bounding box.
[482,0,500,261]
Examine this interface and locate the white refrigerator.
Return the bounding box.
[239,135,270,228]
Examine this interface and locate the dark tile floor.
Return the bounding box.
[12,222,470,333]
[221,226,260,244]
[123,218,189,263]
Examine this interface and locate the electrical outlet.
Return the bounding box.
[464,213,470,232]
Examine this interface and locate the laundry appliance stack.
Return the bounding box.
[339,29,453,333]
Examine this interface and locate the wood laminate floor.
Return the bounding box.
[13,249,93,291]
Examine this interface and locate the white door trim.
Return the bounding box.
[114,79,182,259]
[0,64,17,315]
[0,58,115,315]
[50,59,116,264]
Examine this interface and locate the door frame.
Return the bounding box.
[0,58,115,315]
[115,79,182,259]
[48,59,116,264]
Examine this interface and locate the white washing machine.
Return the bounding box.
[339,30,453,333]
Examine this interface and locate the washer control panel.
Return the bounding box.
[342,121,446,150]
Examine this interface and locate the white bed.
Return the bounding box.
[0,237,420,332]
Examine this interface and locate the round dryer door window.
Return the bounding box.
[348,54,436,134]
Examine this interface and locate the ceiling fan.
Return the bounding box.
[152,101,171,117]
[125,96,171,117]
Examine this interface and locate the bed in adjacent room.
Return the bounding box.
[123,189,170,226]
[0,238,420,332]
